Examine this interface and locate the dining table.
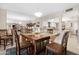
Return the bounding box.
[21,33,50,54]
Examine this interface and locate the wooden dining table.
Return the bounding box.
[21,33,50,54]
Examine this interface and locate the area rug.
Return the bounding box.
[6,47,77,55]
[6,47,28,55]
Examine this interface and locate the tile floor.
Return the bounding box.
[67,34,79,54]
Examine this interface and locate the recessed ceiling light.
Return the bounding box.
[34,12,43,17]
[18,22,22,24]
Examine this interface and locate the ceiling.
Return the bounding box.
[0,3,79,18]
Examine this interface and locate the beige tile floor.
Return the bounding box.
[67,34,79,54]
[0,34,79,55]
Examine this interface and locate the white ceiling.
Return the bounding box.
[0,3,79,18]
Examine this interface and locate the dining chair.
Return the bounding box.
[14,30,33,55]
[61,31,69,54]
[45,31,69,55]
[0,29,13,50]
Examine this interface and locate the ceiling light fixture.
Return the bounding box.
[18,22,22,24]
[34,12,43,17]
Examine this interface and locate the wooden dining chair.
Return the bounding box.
[14,30,33,55]
[45,31,69,55]
[61,31,69,54]
[0,29,13,50]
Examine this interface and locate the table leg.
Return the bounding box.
[33,41,37,55]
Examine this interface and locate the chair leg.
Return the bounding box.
[16,48,20,55]
[29,46,34,55]
[4,40,6,50]
[0,39,1,45]
[45,48,48,55]
[27,48,29,54]
[64,50,67,55]
[16,50,20,55]
[29,47,32,54]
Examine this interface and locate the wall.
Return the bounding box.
[0,8,7,29]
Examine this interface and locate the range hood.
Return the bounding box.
[65,8,73,12]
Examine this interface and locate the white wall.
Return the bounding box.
[0,8,7,29]
[7,11,35,24]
